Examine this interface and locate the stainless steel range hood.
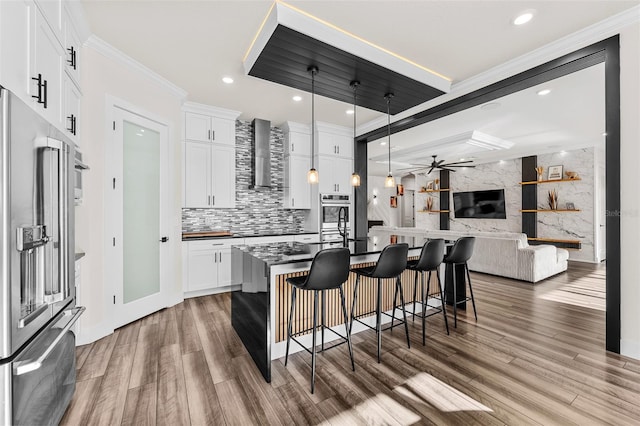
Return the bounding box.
[251,118,271,189]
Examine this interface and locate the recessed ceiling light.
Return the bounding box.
[513,11,534,26]
[292,95,302,102]
[480,102,501,111]
[222,76,234,84]
[537,89,551,96]
[380,141,387,146]
[602,132,608,136]
[346,109,354,115]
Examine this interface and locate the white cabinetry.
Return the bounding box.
[0,0,32,101]
[282,122,311,209]
[183,239,244,294]
[0,0,82,140]
[184,142,235,208]
[182,103,241,208]
[318,156,352,195]
[184,111,235,146]
[30,5,64,126]
[62,5,81,87]
[314,122,353,195]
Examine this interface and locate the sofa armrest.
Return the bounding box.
[518,245,568,282]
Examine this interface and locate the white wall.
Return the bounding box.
[367,175,401,227]
[619,22,640,359]
[76,42,184,344]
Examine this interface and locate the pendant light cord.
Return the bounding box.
[311,67,316,169]
[386,94,392,176]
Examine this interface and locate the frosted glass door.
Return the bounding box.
[123,120,160,303]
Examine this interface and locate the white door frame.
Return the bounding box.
[104,96,172,329]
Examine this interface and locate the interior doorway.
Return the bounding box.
[106,105,170,329]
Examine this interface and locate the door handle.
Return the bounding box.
[160,237,169,243]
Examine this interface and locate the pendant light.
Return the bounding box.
[307,66,319,184]
[384,93,395,188]
[350,80,361,187]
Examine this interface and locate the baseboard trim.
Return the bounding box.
[184,284,241,299]
[621,339,640,360]
[76,320,114,346]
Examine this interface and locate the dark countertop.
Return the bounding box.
[182,230,318,241]
[233,236,420,267]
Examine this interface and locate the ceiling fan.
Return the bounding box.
[400,155,476,174]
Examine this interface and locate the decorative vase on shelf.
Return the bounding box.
[426,196,434,211]
[548,189,558,210]
[434,178,440,190]
[535,166,544,182]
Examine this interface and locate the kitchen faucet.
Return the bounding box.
[337,206,349,247]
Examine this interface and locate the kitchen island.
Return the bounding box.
[231,237,426,382]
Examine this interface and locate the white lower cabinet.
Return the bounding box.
[183,239,244,294]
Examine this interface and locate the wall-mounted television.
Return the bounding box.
[453,189,507,219]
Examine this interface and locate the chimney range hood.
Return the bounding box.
[251,118,271,189]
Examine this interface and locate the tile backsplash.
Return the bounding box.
[182,120,308,235]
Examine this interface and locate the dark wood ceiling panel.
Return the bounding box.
[247,25,445,114]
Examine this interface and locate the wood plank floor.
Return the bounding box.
[62,262,640,425]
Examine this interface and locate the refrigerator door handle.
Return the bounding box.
[13,306,85,376]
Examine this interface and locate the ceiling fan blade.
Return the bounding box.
[436,159,445,166]
[442,160,474,166]
[440,167,456,172]
[444,164,476,168]
[427,166,436,174]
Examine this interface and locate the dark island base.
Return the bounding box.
[444,264,468,310]
[231,291,270,382]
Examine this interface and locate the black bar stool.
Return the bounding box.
[443,237,477,328]
[349,243,409,363]
[405,238,449,345]
[284,247,354,394]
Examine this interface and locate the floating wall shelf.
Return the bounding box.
[418,188,450,193]
[520,178,582,185]
[418,210,450,213]
[520,209,581,213]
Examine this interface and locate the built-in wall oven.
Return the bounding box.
[74,149,88,204]
[320,194,350,243]
[0,87,84,424]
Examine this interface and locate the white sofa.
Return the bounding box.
[369,227,569,283]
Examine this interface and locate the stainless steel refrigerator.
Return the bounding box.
[0,87,84,424]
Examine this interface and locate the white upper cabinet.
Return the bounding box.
[30,5,64,127]
[182,103,241,209]
[282,122,312,209]
[0,0,84,138]
[315,122,353,195]
[0,0,32,101]
[318,155,353,195]
[34,0,62,41]
[314,122,353,158]
[284,154,311,209]
[184,111,236,146]
[63,73,80,143]
[282,121,311,156]
[62,5,81,86]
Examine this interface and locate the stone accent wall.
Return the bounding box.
[182,120,308,235]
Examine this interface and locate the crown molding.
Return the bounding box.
[182,102,241,121]
[315,121,351,135]
[360,5,640,132]
[281,121,310,134]
[84,35,188,100]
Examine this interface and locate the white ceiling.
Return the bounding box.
[368,63,606,176]
[81,1,633,174]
